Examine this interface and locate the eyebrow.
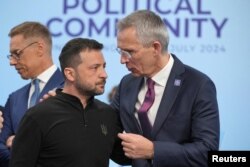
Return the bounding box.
[9,49,19,54]
[89,62,106,67]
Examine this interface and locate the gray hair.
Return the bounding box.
[117,10,169,52]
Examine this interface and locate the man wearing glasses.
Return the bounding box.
[0,21,64,167]
[113,10,219,166]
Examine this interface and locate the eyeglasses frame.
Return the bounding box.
[7,41,38,60]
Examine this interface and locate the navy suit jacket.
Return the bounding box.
[0,68,64,165]
[112,55,220,167]
[0,106,4,111]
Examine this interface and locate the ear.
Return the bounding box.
[152,41,162,56]
[64,67,75,82]
[36,41,45,56]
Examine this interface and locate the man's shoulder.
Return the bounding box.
[183,64,212,82]
[46,68,64,85]
[94,99,113,110]
[121,73,142,84]
[93,99,118,115]
[25,96,60,118]
[0,105,4,111]
[8,83,30,98]
[172,54,212,81]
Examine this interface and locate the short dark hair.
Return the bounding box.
[59,38,103,77]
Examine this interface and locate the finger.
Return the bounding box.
[40,94,49,102]
[6,139,11,147]
[48,90,56,96]
[0,114,3,128]
[122,146,132,153]
[6,136,15,148]
[124,152,131,158]
[123,147,133,158]
[118,133,133,142]
[121,140,133,149]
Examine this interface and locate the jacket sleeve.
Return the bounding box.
[110,136,132,165]
[110,107,131,165]
[0,96,13,165]
[153,79,220,167]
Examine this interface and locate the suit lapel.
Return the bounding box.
[39,69,64,98]
[13,84,30,131]
[127,77,143,115]
[123,77,144,133]
[152,55,185,138]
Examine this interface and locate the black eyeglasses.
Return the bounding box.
[7,42,38,60]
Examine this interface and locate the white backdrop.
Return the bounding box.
[1,0,250,166]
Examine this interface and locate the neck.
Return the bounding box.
[148,53,170,78]
[62,84,89,108]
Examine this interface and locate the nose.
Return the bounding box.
[9,57,18,66]
[100,69,108,79]
[120,55,129,64]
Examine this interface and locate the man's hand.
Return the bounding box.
[0,111,3,129]
[39,90,56,102]
[6,135,15,148]
[118,133,154,159]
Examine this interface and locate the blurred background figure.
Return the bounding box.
[108,85,118,103]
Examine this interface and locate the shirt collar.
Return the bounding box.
[36,64,57,83]
[151,54,174,87]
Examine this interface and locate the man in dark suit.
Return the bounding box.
[0,22,64,166]
[112,10,220,167]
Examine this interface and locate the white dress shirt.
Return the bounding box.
[28,64,57,108]
[135,55,174,126]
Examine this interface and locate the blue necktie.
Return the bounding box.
[138,78,155,139]
[29,79,40,108]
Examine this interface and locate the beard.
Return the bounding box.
[74,74,105,97]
